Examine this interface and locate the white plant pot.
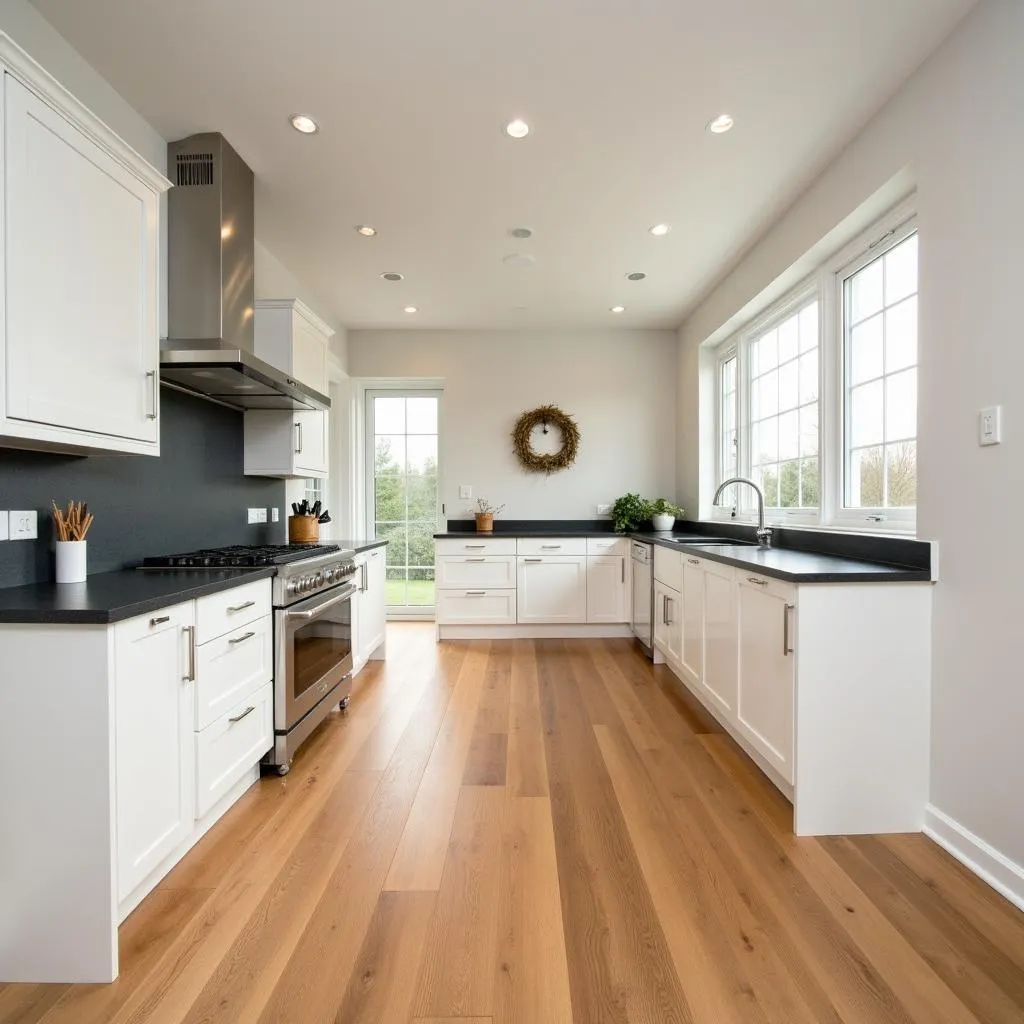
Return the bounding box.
[652,514,676,532]
[56,540,87,584]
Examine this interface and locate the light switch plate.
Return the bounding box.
[257,508,268,524]
[9,510,37,540]
[271,507,280,523]
[459,485,473,499]
[0,511,8,541]
[979,406,1002,446]
[596,503,611,515]
[247,507,262,524]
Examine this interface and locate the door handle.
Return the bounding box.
[227,600,256,613]
[145,370,158,420]
[541,545,562,550]
[621,559,625,583]
[524,558,542,563]
[228,631,256,645]
[687,558,701,565]
[228,705,255,724]
[666,597,675,625]
[294,421,303,454]
[465,590,486,596]
[783,603,795,656]
[183,625,196,682]
[465,557,487,563]
[150,615,170,627]
[360,563,369,592]
[746,577,768,587]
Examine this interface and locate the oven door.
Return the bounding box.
[276,581,358,731]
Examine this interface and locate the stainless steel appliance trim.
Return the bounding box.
[284,582,358,620]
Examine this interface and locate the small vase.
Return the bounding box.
[652,514,676,532]
[475,512,494,534]
[56,540,87,584]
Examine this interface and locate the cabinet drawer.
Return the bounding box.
[195,615,273,730]
[517,537,587,556]
[586,537,629,557]
[654,545,682,590]
[737,571,797,603]
[436,556,516,590]
[436,589,517,625]
[195,682,273,817]
[196,579,272,644]
[435,537,517,557]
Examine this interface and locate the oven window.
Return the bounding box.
[292,604,352,701]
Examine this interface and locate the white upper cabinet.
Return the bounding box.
[0,59,168,456]
[253,299,332,394]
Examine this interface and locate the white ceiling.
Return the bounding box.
[32,0,975,331]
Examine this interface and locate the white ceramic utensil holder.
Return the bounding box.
[56,540,87,583]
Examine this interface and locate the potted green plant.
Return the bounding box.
[610,493,652,533]
[649,498,684,532]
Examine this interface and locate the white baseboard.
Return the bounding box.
[924,805,1024,912]
[438,623,633,640]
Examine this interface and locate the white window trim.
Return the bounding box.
[709,197,918,536]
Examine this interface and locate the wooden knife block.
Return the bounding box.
[288,515,320,544]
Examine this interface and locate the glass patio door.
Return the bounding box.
[366,391,441,614]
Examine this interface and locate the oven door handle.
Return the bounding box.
[284,582,359,620]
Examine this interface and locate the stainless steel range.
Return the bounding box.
[142,543,358,774]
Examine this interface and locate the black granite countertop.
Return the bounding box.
[0,567,277,625]
[434,529,615,539]
[630,532,930,583]
[335,539,388,554]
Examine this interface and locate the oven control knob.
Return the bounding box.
[286,579,298,595]
[303,575,314,592]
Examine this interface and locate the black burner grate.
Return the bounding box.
[142,544,340,569]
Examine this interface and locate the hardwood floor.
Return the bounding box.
[4,623,1024,1024]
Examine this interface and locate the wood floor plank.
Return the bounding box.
[506,640,548,798]
[493,796,574,1024]
[463,642,511,785]
[331,891,436,1024]
[538,640,692,1024]
[414,786,507,1017]
[385,642,490,890]
[0,984,70,1024]
[412,1018,492,1023]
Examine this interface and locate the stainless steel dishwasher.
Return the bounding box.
[630,541,654,658]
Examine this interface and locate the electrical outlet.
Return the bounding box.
[257,508,268,524]
[9,510,37,540]
[247,507,262,525]
[979,405,1002,446]
[459,485,473,500]
[271,507,280,523]
[0,511,8,541]
[596,503,611,515]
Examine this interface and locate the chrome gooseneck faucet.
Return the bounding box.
[713,477,773,548]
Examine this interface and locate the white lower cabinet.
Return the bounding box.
[653,580,682,664]
[736,576,796,784]
[680,555,704,682]
[586,555,627,623]
[701,560,738,716]
[353,546,387,671]
[194,615,273,729]
[436,555,516,590]
[517,556,587,623]
[436,588,517,625]
[114,602,195,902]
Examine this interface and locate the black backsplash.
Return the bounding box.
[0,387,286,588]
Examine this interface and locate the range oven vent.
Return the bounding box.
[175,153,215,187]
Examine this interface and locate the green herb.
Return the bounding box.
[610,493,652,533]
[649,497,683,517]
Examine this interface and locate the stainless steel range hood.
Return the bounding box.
[161,133,329,412]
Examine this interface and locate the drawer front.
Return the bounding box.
[436,556,516,590]
[436,588,517,625]
[738,571,797,603]
[116,600,194,644]
[435,537,517,557]
[586,536,629,557]
[196,578,272,645]
[517,537,587,557]
[653,545,682,590]
[195,682,273,817]
[195,615,273,730]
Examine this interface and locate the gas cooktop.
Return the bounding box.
[141,544,341,569]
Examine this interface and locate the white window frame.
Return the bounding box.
[710,198,918,536]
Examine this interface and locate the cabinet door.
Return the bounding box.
[114,603,196,901]
[292,311,329,392]
[517,556,587,623]
[652,580,681,661]
[586,556,627,623]
[294,411,329,477]
[737,582,796,783]
[680,556,705,683]
[701,562,738,716]
[4,74,160,445]
[357,548,387,659]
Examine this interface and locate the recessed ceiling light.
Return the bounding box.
[509,227,533,239]
[404,306,418,314]
[289,113,319,134]
[649,223,671,237]
[355,225,377,237]
[502,253,536,268]
[610,306,625,313]
[504,118,530,139]
[706,113,734,134]
[380,272,404,281]
[626,272,647,281]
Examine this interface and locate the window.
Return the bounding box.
[366,391,442,612]
[711,202,918,532]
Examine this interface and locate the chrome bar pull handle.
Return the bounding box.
[228,600,256,613]
[228,631,256,645]
[228,705,255,724]
[145,371,158,420]
[150,615,170,627]
[783,603,795,656]
[183,625,196,682]
[746,576,768,587]
[294,422,303,453]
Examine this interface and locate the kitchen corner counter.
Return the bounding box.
[337,539,388,554]
[0,567,277,625]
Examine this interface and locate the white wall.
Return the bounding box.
[677,0,1024,883]
[348,330,678,522]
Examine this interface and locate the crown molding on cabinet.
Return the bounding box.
[254,298,336,339]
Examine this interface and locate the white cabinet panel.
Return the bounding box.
[294,410,329,476]
[586,555,628,623]
[680,555,705,684]
[195,682,273,817]
[701,561,738,715]
[436,537,517,557]
[737,580,796,784]
[195,615,273,730]
[4,73,162,451]
[587,537,630,557]
[196,578,272,645]
[243,410,329,479]
[653,545,682,590]
[436,589,517,625]
[653,581,682,664]
[517,537,588,556]
[355,547,386,663]
[114,603,195,901]
[517,556,587,623]
[437,556,516,590]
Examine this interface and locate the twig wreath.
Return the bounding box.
[512,404,580,473]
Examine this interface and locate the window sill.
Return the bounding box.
[709,511,917,540]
